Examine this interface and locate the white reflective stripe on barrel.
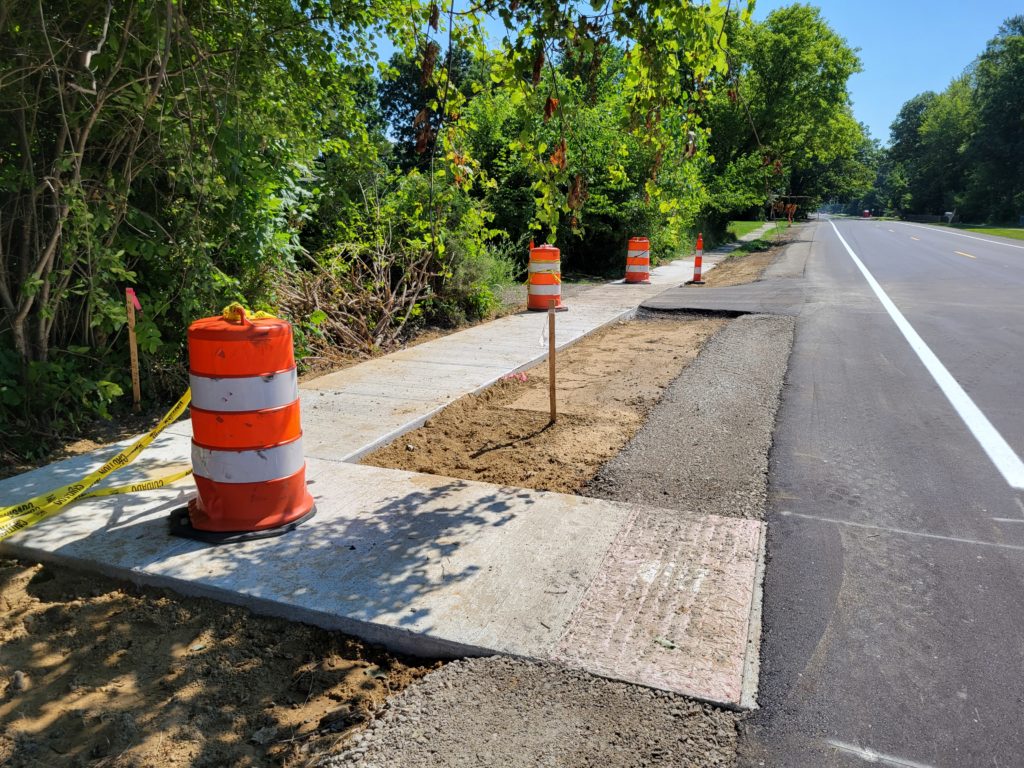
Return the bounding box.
[190,368,298,412]
[625,265,650,273]
[528,284,561,295]
[627,250,650,258]
[192,438,305,483]
[528,261,561,273]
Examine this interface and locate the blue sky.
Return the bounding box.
[752,0,1020,143]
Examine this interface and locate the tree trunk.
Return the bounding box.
[10,315,28,361]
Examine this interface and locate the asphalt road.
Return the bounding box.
[740,218,1024,767]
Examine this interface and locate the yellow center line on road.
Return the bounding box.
[955,250,976,259]
[910,236,920,241]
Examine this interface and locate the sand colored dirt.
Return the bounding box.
[363,315,727,493]
[0,559,436,767]
[704,239,790,286]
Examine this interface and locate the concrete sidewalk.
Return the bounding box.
[0,246,769,709]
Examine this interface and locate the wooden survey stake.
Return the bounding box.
[126,288,141,412]
[548,301,557,423]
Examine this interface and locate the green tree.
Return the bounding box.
[377,45,477,172]
[460,46,706,274]
[889,93,936,166]
[962,16,1024,222]
[887,91,938,213]
[703,4,869,225]
[436,0,741,239]
[0,0,409,451]
[917,75,975,214]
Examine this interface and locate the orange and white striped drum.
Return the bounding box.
[185,308,314,535]
[625,237,651,284]
[527,244,564,310]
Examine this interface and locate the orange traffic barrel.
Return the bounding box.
[171,305,315,543]
[528,243,566,311]
[689,232,705,285]
[625,237,651,283]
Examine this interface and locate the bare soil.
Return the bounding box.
[703,251,775,287]
[363,315,726,494]
[0,560,437,768]
[703,246,780,287]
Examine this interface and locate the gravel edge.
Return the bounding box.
[585,313,796,520]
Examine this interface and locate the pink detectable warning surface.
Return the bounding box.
[552,505,763,705]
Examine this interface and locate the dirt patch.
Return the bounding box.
[0,560,437,768]
[703,240,788,288]
[362,315,726,494]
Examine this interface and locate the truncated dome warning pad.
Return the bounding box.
[551,504,763,704]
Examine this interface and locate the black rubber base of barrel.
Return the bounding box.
[528,305,569,312]
[168,505,317,545]
[685,280,706,286]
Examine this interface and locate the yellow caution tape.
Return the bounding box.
[1,466,194,513]
[78,466,193,499]
[0,389,193,541]
[221,302,277,323]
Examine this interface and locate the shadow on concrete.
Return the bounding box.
[27,474,536,650]
[1,472,542,763]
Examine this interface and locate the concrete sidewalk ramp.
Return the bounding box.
[0,439,762,708]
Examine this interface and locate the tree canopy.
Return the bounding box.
[702,4,871,223]
[0,0,871,458]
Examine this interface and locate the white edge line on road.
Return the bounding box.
[897,221,1024,250]
[827,739,936,768]
[830,221,1024,490]
[781,511,1024,552]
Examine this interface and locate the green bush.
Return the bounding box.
[0,348,124,460]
